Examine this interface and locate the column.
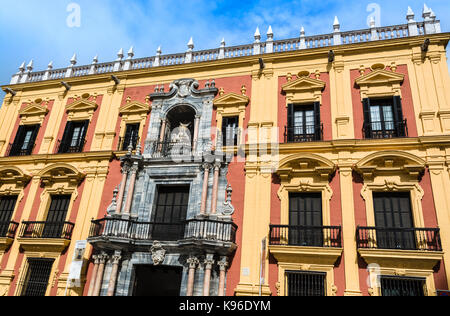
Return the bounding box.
[93,253,108,296]
[203,255,215,296]
[115,163,130,214]
[106,251,122,296]
[158,119,167,151]
[217,257,228,296]
[339,165,362,296]
[186,256,199,296]
[193,115,201,153]
[200,163,211,215]
[428,162,450,288]
[87,255,99,296]
[210,162,221,215]
[123,163,138,215]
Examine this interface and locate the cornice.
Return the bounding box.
[0,151,115,165]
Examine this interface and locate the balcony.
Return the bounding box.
[356,226,442,251]
[150,141,193,159]
[117,136,140,152]
[268,225,343,267]
[6,143,35,157]
[89,217,237,250]
[356,226,443,271]
[17,221,75,252]
[362,119,408,139]
[269,225,342,248]
[284,124,323,143]
[56,139,86,154]
[0,221,19,250]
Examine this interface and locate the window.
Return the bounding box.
[286,103,321,142]
[19,258,54,296]
[222,116,239,146]
[58,121,89,153]
[289,193,323,247]
[380,276,426,296]
[151,186,190,241]
[42,195,71,238]
[363,97,407,139]
[121,123,140,151]
[9,125,40,156]
[373,192,416,250]
[285,271,326,296]
[0,196,17,237]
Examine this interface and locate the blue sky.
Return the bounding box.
[0,0,449,100]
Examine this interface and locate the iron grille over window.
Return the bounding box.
[285,271,326,296]
[58,120,89,153]
[151,186,190,241]
[286,103,322,142]
[8,124,40,156]
[222,116,239,146]
[121,123,140,151]
[19,258,54,296]
[362,97,407,139]
[380,276,426,296]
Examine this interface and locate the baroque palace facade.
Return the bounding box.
[0,6,450,296]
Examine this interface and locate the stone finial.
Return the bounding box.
[333,16,340,31]
[219,87,225,96]
[92,55,98,64]
[287,72,293,82]
[369,16,376,28]
[205,80,210,88]
[154,85,159,93]
[127,46,135,59]
[267,25,273,39]
[117,48,124,60]
[47,61,53,70]
[300,26,305,37]
[136,143,142,156]
[220,38,226,47]
[430,9,436,21]
[156,46,162,55]
[423,3,431,19]
[211,79,216,88]
[70,54,77,66]
[299,27,306,49]
[187,37,194,51]
[254,27,261,42]
[241,85,247,96]
[18,62,26,73]
[407,6,415,22]
[26,60,34,72]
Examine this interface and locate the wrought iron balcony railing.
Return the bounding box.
[89,217,237,244]
[284,124,323,143]
[0,221,20,239]
[356,226,442,251]
[269,225,342,248]
[151,141,193,158]
[19,221,75,240]
[56,139,86,154]
[6,143,36,157]
[362,119,408,139]
[117,136,140,151]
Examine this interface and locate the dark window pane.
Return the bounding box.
[21,258,54,296]
[381,276,425,296]
[286,271,326,296]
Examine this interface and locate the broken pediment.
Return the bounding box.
[19,102,49,118]
[39,163,85,187]
[277,153,336,182]
[0,166,31,187]
[355,151,425,180]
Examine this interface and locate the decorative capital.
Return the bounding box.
[187,256,199,269]
[218,257,228,271]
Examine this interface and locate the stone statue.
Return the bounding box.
[171,122,192,144]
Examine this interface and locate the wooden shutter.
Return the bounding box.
[393,96,405,137]
[313,102,321,140]
[287,104,294,142]
[362,98,371,138]
[79,120,89,150]
[59,121,73,153]
[10,126,26,156]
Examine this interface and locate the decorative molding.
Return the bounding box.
[151,241,166,266]
[38,163,85,187]
[65,95,98,121]
[281,72,326,105]
[355,68,405,100]
[19,100,49,125]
